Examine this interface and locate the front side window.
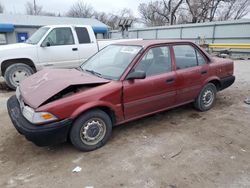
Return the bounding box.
[81,45,142,80]
[26,27,49,44]
[173,45,207,70]
[135,46,172,77]
[42,28,74,46]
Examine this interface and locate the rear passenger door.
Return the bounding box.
[75,27,98,65]
[173,44,209,104]
[123,46,177,120]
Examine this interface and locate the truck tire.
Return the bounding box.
[70,109,113,151]
[194,83,217,112]
[4,63,34,90]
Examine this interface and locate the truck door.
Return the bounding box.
[75,27,98,65]
[37,27,79,68]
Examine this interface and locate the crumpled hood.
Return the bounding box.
[19,69,110,108]
[0,43,33,51]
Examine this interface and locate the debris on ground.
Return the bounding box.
[241,148,246,152]
[244,98,250,105]
[169,147,183,159]
[169,185,177,188]
[72,166,82,173]
[230,156,236,160]
[161,154,166,159]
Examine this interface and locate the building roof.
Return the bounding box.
[0,14,109,33]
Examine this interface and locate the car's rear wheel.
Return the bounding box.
[4,63,34,90]
[70,109,112,151]
[194,83,217,111]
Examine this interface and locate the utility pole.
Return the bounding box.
[34,0,37,15]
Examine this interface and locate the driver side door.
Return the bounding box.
[123,45,177,120]
[37,27,79,68]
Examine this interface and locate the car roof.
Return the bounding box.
[115,40,195,48]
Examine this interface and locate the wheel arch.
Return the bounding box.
[203,76,221,91]
[71,103,120,126]
[1,58,36,76]
[208,79,221,91]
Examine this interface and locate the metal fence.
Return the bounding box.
[109,19,250,44]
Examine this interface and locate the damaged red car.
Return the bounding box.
[7,40,235,151]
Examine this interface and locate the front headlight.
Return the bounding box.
[22,106,58,124]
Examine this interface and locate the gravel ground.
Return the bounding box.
[0,60,250,188]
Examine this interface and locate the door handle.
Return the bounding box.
[166,78,175,84]
[72,48,78,51]
[201,70,208,75]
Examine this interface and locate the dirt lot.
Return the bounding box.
[0,60,250,188]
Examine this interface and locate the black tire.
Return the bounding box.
[194,83,217,112]
[70,109,112,151]
[4,63,34,90]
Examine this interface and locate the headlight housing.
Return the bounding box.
[16,87,58,124]
[22,106,58,124]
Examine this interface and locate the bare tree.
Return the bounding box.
[0,2,4,13]
[218,0,250,20]
[208,0,225,21]
[67,0,94,18]
[25,0,43,15]
[138,2,168,26]
[138,0,184,26]
[185,0,250,23]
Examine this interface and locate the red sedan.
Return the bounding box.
[7,40,235,151]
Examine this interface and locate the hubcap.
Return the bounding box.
[80,118,106,145]
[11,70,30,86]
[202,89,214,107]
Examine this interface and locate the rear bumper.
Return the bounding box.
[7,95,73,146]
[220,75,235,90]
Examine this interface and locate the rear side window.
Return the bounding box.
[75,27,91,44]
[173,45,207,70]
[196,50,206,65]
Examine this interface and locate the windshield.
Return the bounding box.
[81,45,142,80]
[26,27,49,44]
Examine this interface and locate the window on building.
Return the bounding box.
[0,33,7,44]
[17,32,28,43]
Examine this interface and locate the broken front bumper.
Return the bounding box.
[7,95,73,146]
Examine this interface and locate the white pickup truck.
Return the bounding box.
[0,25,138,89]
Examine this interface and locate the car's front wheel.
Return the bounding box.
[194,83,217,111]
[70,109,113,151]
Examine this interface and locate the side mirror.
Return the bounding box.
[126,70,146,80]
[41,42,51,47]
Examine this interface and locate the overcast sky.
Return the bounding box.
[0,0,150,16]
[1,0,249,18]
